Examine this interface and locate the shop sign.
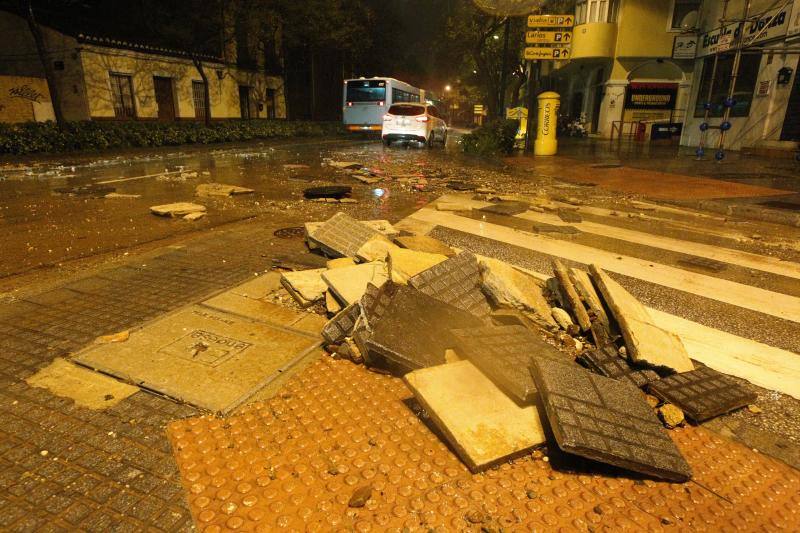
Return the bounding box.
[698,23,741,57]
[624,83,678,111]
[672,34,697,59]
[742,3,794,45]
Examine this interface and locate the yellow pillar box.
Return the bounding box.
[534,91,560,156]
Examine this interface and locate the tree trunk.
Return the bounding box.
[194,57,212,127]
[21,0,65,127]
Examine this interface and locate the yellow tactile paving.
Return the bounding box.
[167,358,800,531]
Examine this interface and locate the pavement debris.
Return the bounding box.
[303,185,352,200]
[327,161,363,170]
[195,182,255,197]
[648,366,758,422]
[183,211,206,221]
[577,344,661,389]
[477,256,556,326]
[280,268,327,307]
[322,261,388,305]
[557,208,583,223]
[478,200,529,216]
[150,202,207,217]
[387,247,448,284]
[394,234,456,257]
[658,403,686,428]
[407,251,491,317]
[307,212,386,257]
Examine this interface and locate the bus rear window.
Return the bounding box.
[388,104,424,116]
[346,80,386,102]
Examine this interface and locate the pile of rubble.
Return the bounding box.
[281,211,758,481]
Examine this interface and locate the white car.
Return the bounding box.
[382,103,447,147]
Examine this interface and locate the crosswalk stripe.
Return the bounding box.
[410,208,800,324]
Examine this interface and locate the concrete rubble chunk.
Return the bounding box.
[477,257,556,326]
[150,202,206,217]
[364,285,484,374]
[551,307,574,330]
[552,259,591,331]
[394,235,456,257]
[576,344,660,389]
[647,366,758,422]
[326,257,356,269]
[360,281,399,329]
[387,247,448,285]
[305,219,397,251]
[450,325,569,405]
[322,302,362,344]
[589,265,694,373]
[280,268,327,307]
[183,212,206,221]
[478,200,529,216]
[328,161,363,170]
[408,252,492,318]
[557,208,582,223]
[308,212,385,258]
[195,183,254,197]
[322,262,389,305]
[405,360,546,472]
[569,267,613,345]
[356,235,399,263]
[658,404,685,428]
[325,291,342,314]
[529,357,692,482]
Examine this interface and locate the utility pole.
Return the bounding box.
[497,17,511,118]
[524,61,538,152]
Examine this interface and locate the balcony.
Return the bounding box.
[571,22,617,59]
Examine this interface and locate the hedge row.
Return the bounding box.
[0,120,344,155]
[460,119,521,156]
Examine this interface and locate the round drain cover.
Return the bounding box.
[274,227,305,239]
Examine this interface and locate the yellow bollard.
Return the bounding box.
[534,91,560,156]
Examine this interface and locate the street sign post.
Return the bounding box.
[525,30,572,44]
[524,47,571,60]
[527,14,574,27]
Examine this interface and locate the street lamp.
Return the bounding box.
[444,85,452,92]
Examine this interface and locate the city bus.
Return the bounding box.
[343,77,424,132]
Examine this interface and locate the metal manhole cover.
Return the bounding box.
[274,227,305,239]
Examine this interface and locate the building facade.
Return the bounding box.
[0,10,286,123]
[550,0,699,139]
[681,0,800,152]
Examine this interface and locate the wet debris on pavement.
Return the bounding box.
[54,184,116,197]
[270,210,759,483]
[150,202,206,218]
[303,185,352,200]
[195,182,255,197]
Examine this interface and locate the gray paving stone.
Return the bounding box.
[531,222,580,235]
[576,344,661,389]
[321,303,361,344]
[450,325,569,405]
[365,286,484,374]
[408,252,491,318]
[308,212,385,258]
[478,201,529,216]
[647,366,757,422]
[530,357,692,482]
[557,208,582,223]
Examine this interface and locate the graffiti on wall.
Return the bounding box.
[9,85,45,103]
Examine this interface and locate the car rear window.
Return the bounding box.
[388,104,424,116]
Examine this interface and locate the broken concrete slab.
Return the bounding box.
[589,265,694,374]
[360,281,399,328]
[569,267,612,344]
[183,212,206,221]
[394,235,456,257]
[326,257,357,269]
[150,202,206,217]
[355,235,398,262]
[576,344,660,389]
[322,262,388,305]
[26,358,138,410]
[365,286,484,374]
[477,257,556,326]
[328,161,363,170]
[405,360,546,473]
[303,185,352,200]
[478,200,529,216]
[322,302,362,344]
[647,366,757,422]
[325,291,342,314]
[202,291,314,328]
[557,208,582,223]
[308,212,386,258]
[531,222,580,235]
[553,259,591,331]
[450,325,568,405]
[104,192,141,199]
[280,268,327,307]
[387,247,448,285]
[551,307,574,330]
[446,181,476,191]
[529,357,692,482]
[436,200,473,212]
[74,305,321,414]
[408,252,492,318]
[195,183,254,197]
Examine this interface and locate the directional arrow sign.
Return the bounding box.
[527,14,575,28]
[524,47,571,60]
[526,30,573,44]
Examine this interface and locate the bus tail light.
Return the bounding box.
[378,101,384,106]
[383,114,392,122]
[415,115,429,122]
[346,102,353,107]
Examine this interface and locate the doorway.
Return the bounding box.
[153,76,175,121]
[239,86,252,119]
[780,71,800,141]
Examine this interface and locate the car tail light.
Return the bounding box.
[415,115,429,122]
[383,114,392,121]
